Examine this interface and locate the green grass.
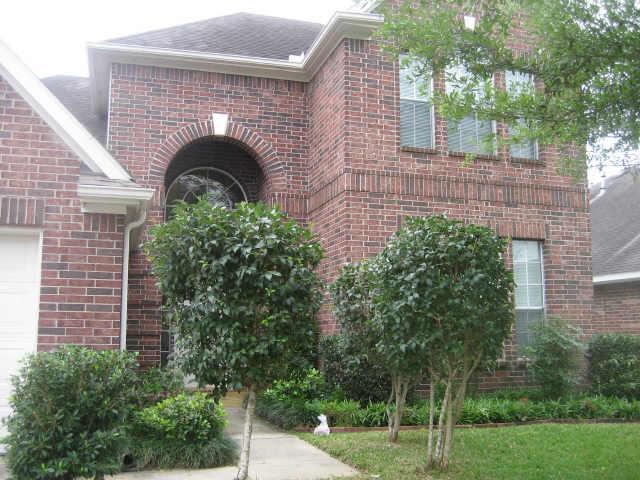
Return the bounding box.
[299,424,640,480]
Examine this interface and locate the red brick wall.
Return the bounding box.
[593,282,640,334]
[107,32,593,385]
[0,76,125,350]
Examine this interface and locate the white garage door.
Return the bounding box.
[0,231,41,442]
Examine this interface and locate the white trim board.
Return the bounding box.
[0,38,131,181]
[593,271,640,285]
[88,11,384,114]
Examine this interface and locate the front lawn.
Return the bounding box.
[300,423,640,480]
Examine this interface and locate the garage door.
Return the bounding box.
[0,231,41,442]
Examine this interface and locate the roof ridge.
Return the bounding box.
[106,12,323,44]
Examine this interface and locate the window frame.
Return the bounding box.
[444,64,498,156]
[504,70,540,161]
[513,239,546,355]
[399,58,436,150]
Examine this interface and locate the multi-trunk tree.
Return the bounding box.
[146,200,322,480]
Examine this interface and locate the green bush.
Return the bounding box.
[135,366,185,407]
[526,317,583,398]
[4,346,138,480]
[588,334,640,399]
[320,334,390,404]
[265,368,326,403]
[130,392,236,470]
[256,394,640,429]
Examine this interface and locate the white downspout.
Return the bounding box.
[120,207,147,351]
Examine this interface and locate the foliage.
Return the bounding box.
[320,334,390,404]
[371,215,513,467]
[145,199,322,479]
[265,368,326,403]
[588,333,640,399]
[135,366,185,407]
[378,0,640,177]
[257,393,640,429]
[4,347,138,480]
[146,199,322,392]
[129,392,236,470]
[301,424,640,480]
[525,317,583,398]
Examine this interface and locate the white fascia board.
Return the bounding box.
[77,183,154,214]
[88,11,383,114]
[593,271,640,285]
[0,38,131,181]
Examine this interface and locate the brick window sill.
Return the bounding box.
[400,146,440,155]
[510,156,545,166]
[448,150,502,162]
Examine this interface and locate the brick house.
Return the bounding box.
[592,170,640,334]
[0,3,594,408]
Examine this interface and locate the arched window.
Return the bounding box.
[165,167,247,217]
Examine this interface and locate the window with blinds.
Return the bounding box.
[446,65,495,155]
[513,240,545,353]
[505,71,538,160]
[399,59,434,149]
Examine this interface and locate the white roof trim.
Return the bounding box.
[0,38,131,181]
[88,11,383,114]
[77,183,154,214]
[593,271,640,285]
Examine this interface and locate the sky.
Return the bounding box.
[0,0,620,184]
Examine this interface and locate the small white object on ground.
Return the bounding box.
[314,414,330,436]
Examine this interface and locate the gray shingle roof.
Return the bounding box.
[106,12,323,60]
[591,169,640,276]
[42,76,107,145]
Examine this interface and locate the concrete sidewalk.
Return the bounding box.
[0,408,356,480]
[109,407,357,480]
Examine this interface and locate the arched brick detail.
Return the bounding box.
[150,119,282,189]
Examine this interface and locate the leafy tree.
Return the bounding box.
[330,261,414,442]
[378,0,640,177]
[145,200,322,480]
[526,317,583,399]
[372,216,513,469]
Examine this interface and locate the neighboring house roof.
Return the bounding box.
[42,76,107,145]
[106,13,323,60]
[0,39,129,180]
[591,169,640,283]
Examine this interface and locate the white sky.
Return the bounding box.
[0,0,617,184]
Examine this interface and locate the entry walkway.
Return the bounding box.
[107,407,357,480]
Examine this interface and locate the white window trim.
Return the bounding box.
[399,63,436,149]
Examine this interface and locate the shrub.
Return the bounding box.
[4,346,138,480]
[135,366,185,407]
[588,334,640,399]
[130,392,236,469]
[320,334,390,404]
[526,317,583,399]
[265,368,326,403]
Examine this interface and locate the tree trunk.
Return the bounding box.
[387,374,410,443]
[386,378,397,442]
[434,376,451,465]
[440,385,456,470]
[236,385,256,480]
[426,376,436,468]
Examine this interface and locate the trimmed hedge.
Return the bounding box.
[588,334,640,399]
[257,395,640,429]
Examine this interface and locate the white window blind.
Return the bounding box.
[399,58,434,149]
[506,70,538,160]
[446,64,495,155]
[513,240,545,352]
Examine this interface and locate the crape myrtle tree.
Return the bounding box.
[372,216,513,469]
[378,0,640,178]
[145,199,322,480]
[330,260,420,443]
